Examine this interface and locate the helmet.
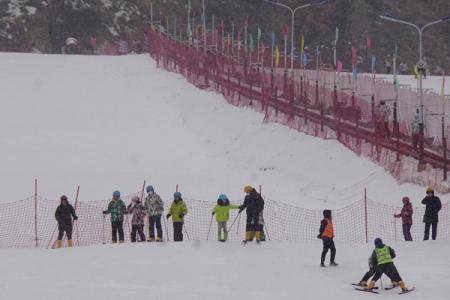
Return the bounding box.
[174,192,182,199]
[243,185,253,193]
[402,196,410,203]
[374,238,383,247]
[426,187,434,193]
[146,185,154,193]
[132,196,140,203]
[113,190,121,198]
[218,194,228,201]
[323,209,331,218]
[60,195,68,203]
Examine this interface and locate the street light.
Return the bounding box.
[379,14,450,165]
[264,0,328,70]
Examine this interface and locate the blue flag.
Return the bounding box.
[271,32,275,48]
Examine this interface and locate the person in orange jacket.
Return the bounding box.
[318,209,338,267]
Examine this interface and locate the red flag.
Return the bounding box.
[367,37,372,50]
[283,25,289,36]
[351,46,357,67]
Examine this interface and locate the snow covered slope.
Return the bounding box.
[0,52,448,208]
[0,241,449,300]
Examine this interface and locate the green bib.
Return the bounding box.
[375,246,393,265]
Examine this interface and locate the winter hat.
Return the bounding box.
[60,195,68,203]
[174,192,182,199]
[146,185,154,193]
[113,190,121,198]
[244,185,253,193]
[132,196,140,203]
[402,196,410,204]
[218,194,228,201]
[374,238,383,247]
[426,186,434,194]
[323,209,332,218]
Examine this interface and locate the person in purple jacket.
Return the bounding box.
[394,196,413,241]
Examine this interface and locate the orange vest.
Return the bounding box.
[322,218,334,238]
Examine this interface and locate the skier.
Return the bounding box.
[212,194,239,242]
[144,185,164,242]
[422,187,442,240]
[356,256,398,288]
[239,185,264,243]
[394,196,413,241]
[103,190,127,243]
[127,196,146,242]
[166,192,188,241]
[54,195,78,248]
[364,238,409,293]
[317,209,338,267]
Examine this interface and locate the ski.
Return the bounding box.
[352,283,379,290]
[398,287,415,295]
[354,288,379,294]
[384,285,398,290]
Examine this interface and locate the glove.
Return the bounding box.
[317,234,322,239]
[166,214,171,219]
[102,210,108,215]
[73,216,78,221]
[179,214,184,218]
[238,206,244,213]
[212,212,215,215]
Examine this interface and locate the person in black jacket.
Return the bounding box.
[55,195,78,248]
[239,185,264,242]
[422,187,442,240]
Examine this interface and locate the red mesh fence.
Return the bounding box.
[147,28,450,193]
[0,193,448,248]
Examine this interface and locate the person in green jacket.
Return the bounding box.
[212,194,239,242]
[166,192,188,241]
[103,190,127,243]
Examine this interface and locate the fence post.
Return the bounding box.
[34,179,38,248]
[364,188,368,244]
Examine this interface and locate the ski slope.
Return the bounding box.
[0,241,449,300]
[0,52,449,208]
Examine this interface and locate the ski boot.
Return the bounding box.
[330,261,339,266]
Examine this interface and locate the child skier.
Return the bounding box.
[318,209,338,267]
[127,196,146,242]
[212,194,239,242]
[144,185,164,242]
[166,192,188,241]
[364,238,410,293]
[103,190,127,243]
[54,195,78,248]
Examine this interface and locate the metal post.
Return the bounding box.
[202,0,206,53]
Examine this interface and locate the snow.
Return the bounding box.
[0,52,449,208]
[0,241,449,300]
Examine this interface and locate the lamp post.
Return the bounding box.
[379,14,450,165]
[264,0,328,70]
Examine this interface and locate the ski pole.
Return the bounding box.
[228,211,241,232]
[206,214,214,240]
[184,223,190,241]
[236,212,241,235]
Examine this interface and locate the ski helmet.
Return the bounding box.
[402,196,410,203]
[374,238,383,247]
[146,185,154,193]
[323,209,331,218]
[174,192,182,199]
[243,185,253,193]
[218,194,228,201]
[60,195,68,203]
[113,190,121,198]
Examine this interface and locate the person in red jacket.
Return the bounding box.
[318,209,338,267]
[394,196,413,241]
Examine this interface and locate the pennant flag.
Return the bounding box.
[275,45,280,67]
[335,27,339,42]
[283,25,289,36]
[337,60,343,76]
[271,32,275,48]
[237,31,241,49]
[303,53,308,67]
[257,26,262,42]
[249,33,254,51]
[353,64,359,79]
[371,55,376,71]
[227,32,231,46]
[441,72,446,97]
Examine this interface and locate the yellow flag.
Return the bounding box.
[275,46,280,67]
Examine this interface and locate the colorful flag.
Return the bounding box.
[249,33,254,51]
[271,32,275,48]
[303,53,308,67]
[441,72,446,97]
[237,31,241,49]
[300,34,305,54]
[275,45,280,67]
[257,26,262,42]
[337,60,343,76]
[283,25,289,36]
[371,55,376,72]
[367,36,372,50]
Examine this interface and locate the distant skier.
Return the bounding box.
[212,194,239,242]
[394,196,413,241]
[144,185,164,242]
[55,195,78,248]
[127,196,146,242]
[239,185,264,243]
[422,187,442,240]
[103,190,127,243]
[317,209,338,267]
[166,192,188,241]
[364,238,409,293]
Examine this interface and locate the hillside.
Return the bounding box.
[1,0,450,72]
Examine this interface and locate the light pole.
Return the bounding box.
[379,14,450,165]
[264,0,328,70]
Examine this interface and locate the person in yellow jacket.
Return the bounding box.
[318,209,338,267]
[166,192,188,241]
[212,194,239,242]
[365,238,410,293]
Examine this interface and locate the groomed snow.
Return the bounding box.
[0,53,448,208]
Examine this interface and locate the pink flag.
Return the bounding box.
[90,36,97,48]
[367,37,372,50]
[351,46,357,67]
[283,25,289,36]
